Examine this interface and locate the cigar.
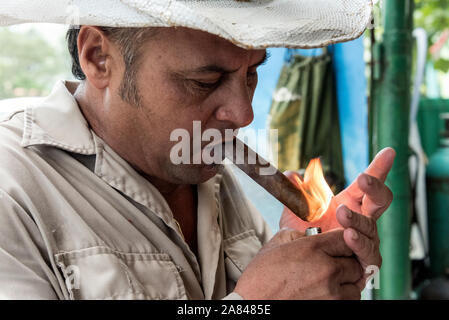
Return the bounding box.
[223,138,311,222]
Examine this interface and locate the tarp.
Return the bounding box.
[268,51,345,191]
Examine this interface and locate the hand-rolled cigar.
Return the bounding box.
[223,138,311,222]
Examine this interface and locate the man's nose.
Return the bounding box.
[214,82,254,128]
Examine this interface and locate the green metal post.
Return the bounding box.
[372,0,414,299]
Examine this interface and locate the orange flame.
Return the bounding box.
[294,158,334,222]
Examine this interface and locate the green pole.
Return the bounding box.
[372,0,414,299]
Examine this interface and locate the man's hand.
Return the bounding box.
[278,148,395,290]
[234,228,363,300]
[280,147,396,232]
[336,204,381,290]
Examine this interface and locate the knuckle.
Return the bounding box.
[320,263,334,280]
[328,262,342,278]
[368,217,377,237]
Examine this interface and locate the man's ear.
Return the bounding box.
[77,26,117,89]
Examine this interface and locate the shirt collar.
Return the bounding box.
[21,80,96,154]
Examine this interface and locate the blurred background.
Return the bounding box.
[2,0,449,300]
[0,24,71,98]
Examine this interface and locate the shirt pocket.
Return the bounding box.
[223,230,263,282]
[54,246,187,300]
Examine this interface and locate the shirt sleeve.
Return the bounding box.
[0,189,59,299]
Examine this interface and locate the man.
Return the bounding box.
[0,0,392,300]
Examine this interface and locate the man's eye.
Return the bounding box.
[191,80,220,90]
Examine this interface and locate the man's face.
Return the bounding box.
[103,27,267,185]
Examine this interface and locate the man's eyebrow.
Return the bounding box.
[184,51,270,75]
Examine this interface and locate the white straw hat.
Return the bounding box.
[0,0,372,49]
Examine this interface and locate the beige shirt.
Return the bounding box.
[0,81,272,300]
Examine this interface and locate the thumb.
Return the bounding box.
[364,147,396,182]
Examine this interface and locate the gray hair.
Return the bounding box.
[66,26,158,107]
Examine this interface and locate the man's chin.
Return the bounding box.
[170,163,223,184]
[194,163,223,183]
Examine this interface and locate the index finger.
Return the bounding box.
[364,147,396,183]
[343,228,382,271]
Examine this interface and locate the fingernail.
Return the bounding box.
[346,208,352,219]
[351,230,359,240]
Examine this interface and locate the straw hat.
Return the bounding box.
[0,0,372,49]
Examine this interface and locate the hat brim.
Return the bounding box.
[0,0,372,49]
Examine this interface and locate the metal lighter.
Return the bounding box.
[305,227,322,236]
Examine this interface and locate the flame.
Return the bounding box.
[294,158,334,222]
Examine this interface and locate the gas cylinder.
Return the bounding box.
[426,113,449,277]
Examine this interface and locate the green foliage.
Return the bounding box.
[415,0,449,72]
[434,58,449,73]
[415,0,449,36]
[0,28,71,99]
